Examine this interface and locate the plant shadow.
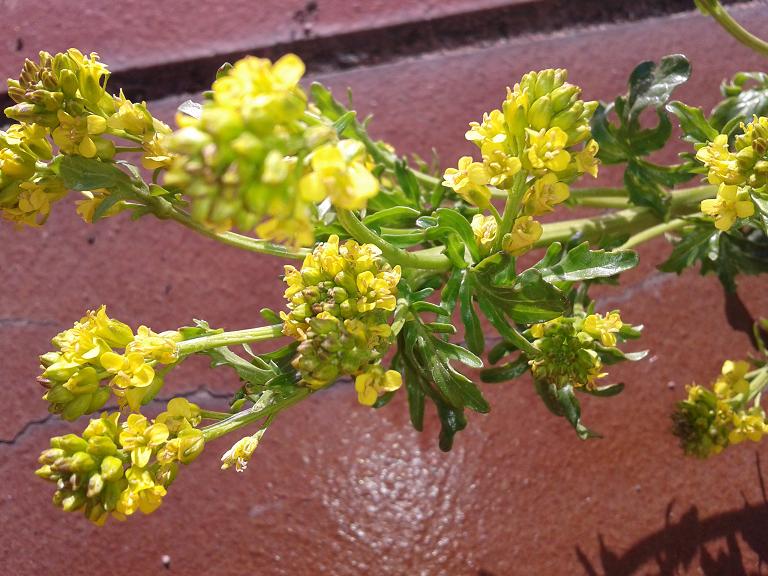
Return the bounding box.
[576,453,768,575]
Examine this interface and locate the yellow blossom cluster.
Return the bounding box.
[39,306,181,417]
[35,399,203,524]
[528,312,625,390]
[164,54,380,247]
[673,360,768,458]
[280,235,402,403]
[1,49,174,226]
[694,116,768,230]
[443,69,599,258]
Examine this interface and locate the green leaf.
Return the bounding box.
[591,103,629,164]
[624,161,670,216]
[749,189,768,235]
[476,268,567,324]
[458,271,484,355]
[626,54,691,122]
[394,159,421,206]
[481,356,529,383]
[555,385,601,439]
[436,402,467,452]
[363,206,421,229]
[534,241,639,283]
[420,208,481,263]
[660,220,768,292]
[710,72,768,133]
[310,82,347,122]
[667,101,719,145]
[658,222,716,274]
[57,156,131,191]
[581,383,625,397]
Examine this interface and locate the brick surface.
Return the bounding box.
[0,0,517,83]
[3,3,768,575]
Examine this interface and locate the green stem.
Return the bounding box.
[200,409,231,421]
[336,208,452,271]
[747,368,768,403]
[177,324,284,356]
[697,0,768,57]
[202,387,310,441]
[166,208,310,259]
[495,173,528,250]
[619,217,693,250]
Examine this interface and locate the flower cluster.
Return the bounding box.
[163,54,379,247]
[528,312,625,389]
[0,123,66,227]
[2,49,173,226]
[694,115,768,230]
[673,360,768,458]
[280,235,402,401]
[39,306,181,418]
[35,399,204,524]
[443,69,599,257]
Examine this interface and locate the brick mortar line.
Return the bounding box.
[0,0,754,109]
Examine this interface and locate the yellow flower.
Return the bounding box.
[156,398,202,434]
[100,351,155,389]
[713,359,750,397]
[466,109,507,145]
[127,326,179,365]
[443,156,492,208]
[51,110,107,158]
[525,127,571,173]
[574,139,600,177]
[119,414,170,468]
[582,312,623,347]
[299,140,379,210]
[220,429,265,472]
[141,133,173,170]
[523,173,569,216]
[696,134,744,185]
[481,141,522,188]
[729,409,768,444]
[117,467,167,516]
[157,428,205,465]
[700,183,754,231]
[471,214,498,255]
[75,189,124,223]
[1,177,66,227]
[356,267,401,312]
[212,53,306,122]
[502,216,542,256]
[354,366,402,406]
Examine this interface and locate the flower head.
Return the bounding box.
[700,183,754,231]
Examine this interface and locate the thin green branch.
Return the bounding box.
[202,387,310,441]
[177,324,285,356]
[697,0,768,57]
[619,217,692,250]
[336,208,452,271]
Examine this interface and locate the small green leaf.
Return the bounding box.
[477,268,567,324]
[581,383,625,397]
[626,54,691,122]
[710,72,768,132]
[58,156,131,191]
[624,161,670,217]
[555,385,601,439]
[667,101,719,144]
[534,241,639,283]
[363,206,421,229]
[436,402,467,452]
[458,271,484,355]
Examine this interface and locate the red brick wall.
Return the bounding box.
[2,2,768,575]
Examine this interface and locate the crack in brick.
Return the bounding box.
[0,385,231,447]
